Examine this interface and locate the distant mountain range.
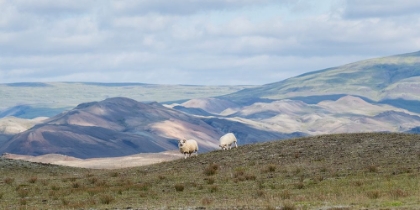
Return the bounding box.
[0,82,251,118]
[0,97,300,158]
[1,51,420,158]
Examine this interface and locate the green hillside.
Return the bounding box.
[222,51,420,104]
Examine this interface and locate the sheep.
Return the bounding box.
[178,139,199,159]
[219,133,238,150]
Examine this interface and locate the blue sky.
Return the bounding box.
[1,0,420,85]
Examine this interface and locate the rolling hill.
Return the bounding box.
[176,95,420,135]
[0,97,220,158]
[0,116,47,147]
[221,51,420,112]
[0,97,301,158]
[179,98,241,114]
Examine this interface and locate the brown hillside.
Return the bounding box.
[140,132,420,177]
[1,132,420,209]
[120,132,420,209]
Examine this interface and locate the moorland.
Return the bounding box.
[1,132,420,209]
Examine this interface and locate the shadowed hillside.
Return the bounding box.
[0,97,301,158]
[0,97,222,158]
[1,132,420,209]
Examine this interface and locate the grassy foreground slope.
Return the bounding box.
[1,132,420,209]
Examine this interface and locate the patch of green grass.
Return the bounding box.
[384,201,403,207]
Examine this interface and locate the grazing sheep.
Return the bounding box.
[219,133,238,150]
[178,139,199,159]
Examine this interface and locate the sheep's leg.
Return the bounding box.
[184,153,188,159]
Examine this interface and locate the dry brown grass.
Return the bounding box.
[1,132,420,209]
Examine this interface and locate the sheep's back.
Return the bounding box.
[219,133,237,145]
[181,139,198,153]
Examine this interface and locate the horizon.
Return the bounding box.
[2,49,418,86]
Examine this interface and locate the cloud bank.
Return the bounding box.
[0,0,419,85]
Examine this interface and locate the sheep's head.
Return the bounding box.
[178,139,187,148]
[219,144,227,150]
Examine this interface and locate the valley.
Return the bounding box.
[1,51,420,168]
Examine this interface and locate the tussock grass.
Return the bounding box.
[203,163,219,176]
[201,197,213,205]
[4,177,14,185]
[99,194,114,204]
[174,183,185,192]
[27,176,37,183]
[1,132,420,209]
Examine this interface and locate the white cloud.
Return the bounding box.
[111,15,176,31]
[12,0,94,16]
[111,0,279,15]
[0,0,420,85]
[342,0,420,18]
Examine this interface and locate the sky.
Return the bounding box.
[1,0,420,85]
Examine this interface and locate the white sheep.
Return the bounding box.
[219,133,238,150]
[178,139,199,159]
